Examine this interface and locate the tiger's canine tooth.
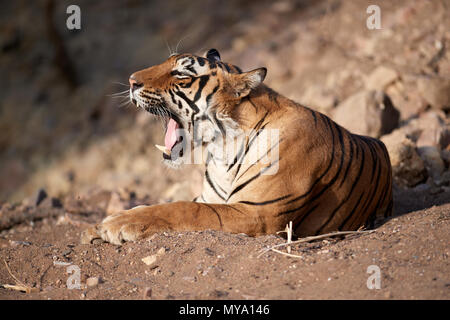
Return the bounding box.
[155,144,171,155]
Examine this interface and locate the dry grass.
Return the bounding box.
[1,259,39,294]
[259,223,374,259]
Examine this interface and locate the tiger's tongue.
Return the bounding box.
[165,118,179,150]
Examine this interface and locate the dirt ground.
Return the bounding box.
[0,186,448,300]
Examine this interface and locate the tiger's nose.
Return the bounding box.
[129,76,143,92]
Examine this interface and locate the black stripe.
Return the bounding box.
[227,205,246,215]
[344,150,381,230]
[366,178,390,228]
[170,70,187,77]
[227,142,245,172]
[337,191,365,230]
[315,139,366,234]
[193,75,210,102]
[339,136,354,188]
[310,108,317,126]
[206,83,220,106]
[293,203,320,229]
[212,112,226,137]
[341,136,383,231]
[223,63,232,73]
[168,89,177,104]
[174,90,199,113]
[228,111,270,173]
[197,57,206,66]
[205,170,226,201]
[361,136,377,179]
[360,147,382,216]
[235,139,281,182]
[227,160,279,201]
[238,194,291,206]
[202,203,223,228]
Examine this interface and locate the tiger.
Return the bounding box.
[81,48,393,245]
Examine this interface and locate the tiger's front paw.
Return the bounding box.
[80,208,152,245]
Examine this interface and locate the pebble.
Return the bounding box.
[141,247,166,266]
[143,287,152,299]
[141,255,157,266]
[35,189,48,206]
[86,277,101,287]
[9,240,32,246]
[182,276,197,282]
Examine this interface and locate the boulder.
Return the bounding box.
[417,146,445,181]
[381,129,427,188]
[417,77,450,111]
[332,90,400,138]
[365,66,399,90]
[301,86,337,115]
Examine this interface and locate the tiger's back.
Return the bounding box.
[202,84,394,236]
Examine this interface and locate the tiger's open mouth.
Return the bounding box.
[151,112,185,162]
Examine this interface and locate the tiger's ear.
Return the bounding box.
[231,67,267,98]
[204,48,221,61]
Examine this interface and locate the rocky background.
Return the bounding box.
[0,0,449,300]
[0,0,449,208]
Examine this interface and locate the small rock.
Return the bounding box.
[86,277,101,287]
[417,77,450,111]
[332,90,399,138]
[9,240,32,247]
[365,66,399,90]
[429,186,443,195]
[92,239,105,245]
[381,129,427,187]
[143,287,152,299]
[51,198,63,208]
[442,149,450,165]
[141,255,158,266]
[62,249,72,256]
[212,289,229,297]
[412,183,430,193]
[411,111,449,149]
[435,170,450,187]
[182,276,197,282]
[417,146,445,181]
[35,189,47,207]
[141,247,165,266]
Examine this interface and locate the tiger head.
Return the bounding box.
[129,49,267,166]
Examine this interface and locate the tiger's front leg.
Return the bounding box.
[80,201,278,245]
